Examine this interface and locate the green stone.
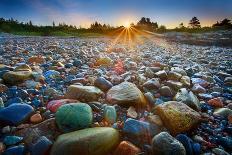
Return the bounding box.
[3,71,32,85]
[104,106,117,124]
[55,103,93,132]
[50,127,120,155]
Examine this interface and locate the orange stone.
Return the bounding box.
[28,56,45,64]
[30,113,43,123]
[228,115,232,124]
[113,141,141,155]
[208,98,224,108]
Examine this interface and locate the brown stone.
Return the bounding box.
[28,56,45,64]
[113,141,141,155]
[30,113,43,124]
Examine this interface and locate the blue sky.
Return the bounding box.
[0,0,231,28]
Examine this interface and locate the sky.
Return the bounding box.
[0,0,232,28]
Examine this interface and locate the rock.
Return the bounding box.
[0,103,34,126]
[14,118,58,146]
[104,106,117,124]
[176,134,195,155]
[171,67,187,76]
[147,115,163,128]
[216,136,232,151]
[180,76,191,87]
[28,56,45,64]
[50,127,119,155]
[3,71,32,85]
[208,97,224,108]
[192,84,206,94]
[3,136,23,145]
[168,71,182,81]
[30,113,43,124]
[159,86,174,97]
[5,97,23,106]
[224,77,232,86]
[213,108,232,118]
[3,145,25,155]
[15,64,32,71]
[123,118,152,145]
[64,85,103,102]
[43,70,60,79]
[144,92,156,106]
[174,88,200,111]
[106,82,147,108]
[143,78,160,92]
[127,106,138,118]
[191,78,209,88]
[0,84,8,93]
[165,80,183,91]
[0,142,5,154]
[154,101,201,135]
[155,70,167,80]
[96,57,113,66]
[30,136,52,155]
[152,132,186,155]
[212,148,230,155]
[113,141,141,155]
[94,77,113,92]
[55,103,93,132]
[47,99,78,113]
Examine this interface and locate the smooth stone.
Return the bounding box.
[144,92,156,106]
[43,70,60,79]
[174,88,200,111]
[123,118,152,145]
[50,127,119,155]
[212,148,230,155]
[28,56,45,64]
[180,76,191,87]
[94,77,113,92]
[0,84,8,93]
[154,101,201,135]
[47,99,78,113]
[96,57,113,66]
[106,82,147,108]
[192,84,206,94]
[3,136,23,145]
[171,67,187,76]
[191,78,209,88]
[3,145,25,155]
[113,141,141,155]
[15,64,32,71]
[176,134,194,155]
[165,80,183,91]
[152,132,186,155]
[0,97,4,108]
[30,136,52,155]
[3,71,32,85]
[104,106,117,124]
[213,108,232,118]
[127,106,138,119]
[5,97,23,106]
[0,103,34,126]
[65,85,103,102]
[167,71,182,81]
[143,78,160,92]
[207,97,224,108]
[30,113,43,124]
[216,136,232,151]
[159,86,174,97]
[55,103,93,132]
[155,70,167,80]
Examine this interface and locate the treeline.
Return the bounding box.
[0,16,232,36]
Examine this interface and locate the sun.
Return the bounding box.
[123,21,131,28]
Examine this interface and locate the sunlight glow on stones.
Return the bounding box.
[123,22,131,28]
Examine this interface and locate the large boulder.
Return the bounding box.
[106,82,147,108]
[55,103,93,132]
[154,101,201,135]
[50,127,120,155]
[0,103,34,126]
[64,85,103,102]
[152,132,186,155]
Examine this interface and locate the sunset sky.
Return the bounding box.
[0,0,231,28]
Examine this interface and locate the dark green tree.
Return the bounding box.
[189,17,201,28]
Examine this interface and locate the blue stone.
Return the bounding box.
[64,63,73,68]
[17,89,29,100]
[192,143,201,155]
[94,77,113,92]
[0,103,34,126]
[123,118,152,145]
[216,136,232,151]
[3,145,25,155]
[176,134,194,155]
[73,59,82,67]
[43,70,60,79]
[31,98,41,108]
[30,136,52,155]
[3,136,23,145]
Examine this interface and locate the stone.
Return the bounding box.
[113,141,141,155]
[168,71,182,81]
[43,70,60,79]
[65,85,103,102]
[3,71,32,85]
[143,78,160,92]
[28,56,45,64]
[176,134,194,155]
[208,97,224,108]
[96,57,113,66]
[154,101,201,135]
[155,70,167,80]
[224,77,232,86]
[159,86,174,97]
[180,76,191,87]
[171,67,187,76]
[0,84,8,93]
[30,113,43,124]
[47,99,78,113]
[104,105,117,124]
[0,103,34,126]
[15,64,32,71]
[106,82,147,108]
[3,136,23,145]
[192,84,206,94]
[50,127,119,155]
[191,78,209,88]
[174,88,200,111]
[0,142,5,154]
[152,132,186,155]
[3,145,25,155]
[30,136,52,155]
[213,108,232,118]
[94,77,113,92]
[127,106,138,118]
[123,118,152,145]
[55,103,93,132]
[147,115,163,127]
[165,80,183,91]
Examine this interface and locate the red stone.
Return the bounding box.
[207,98,224,108]
[47,99,79,113]
[113,141,141,155]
